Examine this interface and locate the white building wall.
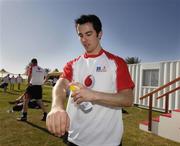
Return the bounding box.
[175,61,180,109]
[129,60,180,111]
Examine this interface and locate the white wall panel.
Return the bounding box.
[128,60,180,111]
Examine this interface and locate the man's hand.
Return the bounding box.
[46,108,70,137]
[69,82,94,104]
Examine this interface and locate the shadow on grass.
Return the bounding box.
[24,121,68,143]
[13,89,25,93]
[25,121,50,134]
[6,91,20,95]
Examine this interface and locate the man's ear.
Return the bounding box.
[98,31,103,39]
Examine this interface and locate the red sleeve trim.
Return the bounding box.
[104,50,135,91]
[61,61,73,82]
[115,57,135,91]
[60,56,81,82]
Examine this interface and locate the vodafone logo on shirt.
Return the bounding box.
[83,75,95,88]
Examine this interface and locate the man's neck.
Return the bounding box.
[86,48,102,55]
[84,48,104,58]
[86,42,103,55]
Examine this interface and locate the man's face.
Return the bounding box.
[76,22,102,54]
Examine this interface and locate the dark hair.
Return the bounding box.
[75,14,102,35]
[31,58,37,64]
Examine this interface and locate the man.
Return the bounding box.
[17,58,47,121]
[10,75,15,90]
[16,74,23,90]
[46,15,134,146]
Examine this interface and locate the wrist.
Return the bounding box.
[91,90,99,102]
[51,105,66,111]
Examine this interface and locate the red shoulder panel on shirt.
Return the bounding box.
[104,50,135,91]
[61,56,81,82]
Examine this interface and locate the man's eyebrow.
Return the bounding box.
[85,31,93,34]
[78,31,93,36]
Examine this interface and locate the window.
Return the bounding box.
[142,69,159,86]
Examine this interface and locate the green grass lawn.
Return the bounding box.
[0,83,179,146]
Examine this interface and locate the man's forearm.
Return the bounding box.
[93,89,134,107]
[51,78,69,110]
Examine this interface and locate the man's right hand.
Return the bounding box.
[46,109,70,137]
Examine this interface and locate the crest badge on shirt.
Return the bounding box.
[96,65,107,72]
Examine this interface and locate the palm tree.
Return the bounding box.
[125,57,141,64]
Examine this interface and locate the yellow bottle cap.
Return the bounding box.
[69,85,79,91]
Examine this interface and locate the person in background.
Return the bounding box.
[10,75,16,90]
[46,14,134,146]
[52,77,58,86]
[16,74,23,90]
[17,58,48,121]
[0,74,10,93]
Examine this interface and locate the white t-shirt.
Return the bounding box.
[16,76,23,83]
[3,76,9,83]
[62,49,134,146]
[53,78,58,84]
[29,65,45,85]
[10,77,16,84]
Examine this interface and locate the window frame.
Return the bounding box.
[142,69,159,87]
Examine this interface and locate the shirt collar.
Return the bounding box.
[84,49,104,58]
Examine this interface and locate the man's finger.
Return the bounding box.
[54,113,61,136]
[66,116,70,132]
[60,113,67,136]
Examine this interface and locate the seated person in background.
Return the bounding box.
[0,74,10,93]
[9,93,42,112]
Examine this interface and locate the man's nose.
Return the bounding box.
[81,36,87,42]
